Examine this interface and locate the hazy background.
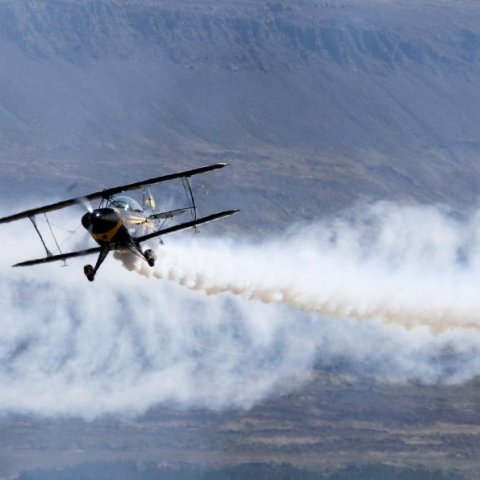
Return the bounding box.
[1,0,480,229]
[1,0,480,479]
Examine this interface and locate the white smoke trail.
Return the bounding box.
[0,264,319,418]
[137,202,480,332]
[0,201,480,419]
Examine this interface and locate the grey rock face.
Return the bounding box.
[0,1,479,227]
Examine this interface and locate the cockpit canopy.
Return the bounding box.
[108,195,143,212]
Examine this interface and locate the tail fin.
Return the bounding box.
[143,188,156,211]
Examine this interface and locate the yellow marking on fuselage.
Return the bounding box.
[127,215,147,225]
[92,220,124,243]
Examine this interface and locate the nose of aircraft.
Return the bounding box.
[81,208,120,233]
[81,211,93,230]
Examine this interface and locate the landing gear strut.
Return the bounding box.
[83,247,110,282]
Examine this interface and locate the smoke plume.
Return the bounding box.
[138,202,480,332]
[0,201,480,419]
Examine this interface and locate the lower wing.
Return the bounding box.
[13,210,239,267]
[136,209,239,243]
[14,247,103,267]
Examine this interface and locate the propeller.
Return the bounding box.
[79,197,94,213]
[80,197,95,233]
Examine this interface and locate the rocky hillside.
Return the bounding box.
[0,0,479,227]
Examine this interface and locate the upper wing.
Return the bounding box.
[0,163,228,224]
[13,246,102,267]
[136,209,239,243]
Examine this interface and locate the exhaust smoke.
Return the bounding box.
[1,202,480,419]
[137,202,480,332]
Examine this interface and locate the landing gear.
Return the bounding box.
[144,249,155,267]
[84,264,95,282]
[83,247,110,282]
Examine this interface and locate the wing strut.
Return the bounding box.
[29,216,53,258]
[44,213,63,257]
[182,177,198,223]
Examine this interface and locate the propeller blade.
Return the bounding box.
[80,197,93,213]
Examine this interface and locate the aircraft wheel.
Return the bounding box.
[84,264,95,282]
[144,249,155,267]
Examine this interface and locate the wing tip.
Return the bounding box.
[223,209,239,216]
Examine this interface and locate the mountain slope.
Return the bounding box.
[0,1,480,228]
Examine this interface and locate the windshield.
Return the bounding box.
[108,195,143,212]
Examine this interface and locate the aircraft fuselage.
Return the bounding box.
[81,196,154,248]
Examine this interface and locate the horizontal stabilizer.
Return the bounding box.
[136,209,239,243]
[148,207,193,220]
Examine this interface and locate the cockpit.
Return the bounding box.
[108,195,143,212]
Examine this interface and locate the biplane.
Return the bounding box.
[0,163,238,281]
